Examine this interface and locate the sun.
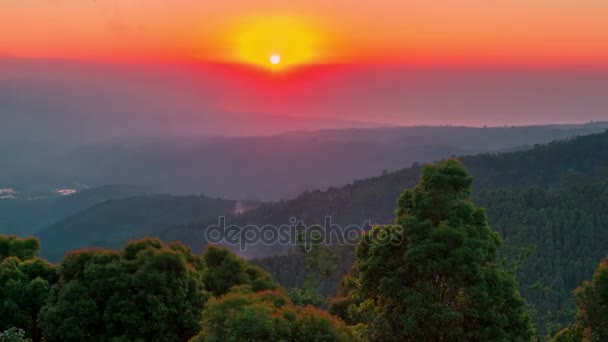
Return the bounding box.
[230,16,320,70]
[269,54,281,65]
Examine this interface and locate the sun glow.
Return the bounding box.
[231,16,320,70]
[269,54,281,65]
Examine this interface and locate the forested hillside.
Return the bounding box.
[16,131,608,336]
[36,195,239,261]
[164,130,608,257]
[171,131,608,335]
[0,185,147,236]
[3,158,608,340]
[0,161,541,341]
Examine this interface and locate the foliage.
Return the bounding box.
[286,231,339,307]
[0,328,30,342]
[478,183,608,335]
[192,286,355,342]
[201,245,277,297]
[331,160,534,341]
[40,238,209,342]
[0,236,40,261]
[0,236,57,342]
[553,258,608,341]
[253,132,608,334]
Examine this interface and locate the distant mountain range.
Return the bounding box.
[3,122,608,201]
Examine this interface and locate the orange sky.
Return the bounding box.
[1,1,608,67]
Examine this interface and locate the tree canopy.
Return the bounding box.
[193,286,354,342]
[0,236,56,342]
[553,258,608,341]
[331,159,534,341]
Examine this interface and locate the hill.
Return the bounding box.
[0,185,148,235]
[4,123,608,201]
[164,130,608,256]
[160,130,608,334]
[36,194,241,261]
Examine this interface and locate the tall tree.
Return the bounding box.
[331,159,534,341]
[553,258,608,341]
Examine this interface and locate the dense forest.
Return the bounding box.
[246,132,608,335]
[2,159,608,341]
[254,180,608,336]
[3,132,608,340]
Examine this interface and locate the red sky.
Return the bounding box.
[1,1,608,67]
[1,1,607,134]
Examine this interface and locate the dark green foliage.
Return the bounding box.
[478,182,608,334]
[0,236,57,342]
[259,180,608,336]
[553,258,608,341]
[0,236,40,260]
[40,238,209,342]
[331,160,534,341]
[192,286,354,342]
[0,328,30,342]
[201,245,277,297]
[250,132,608,335]
[287,232,339,307]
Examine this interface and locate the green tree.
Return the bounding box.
[192,286,354,342]
[289,231,338,307]
[0,236,57,342]
[553,258,608,341]
[0,327,30,342]
[40,238,209,342]
[0,236,40,261]
[331,159,534,341]
[201,245,277,297]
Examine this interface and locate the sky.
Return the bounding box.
[1,1,607,133]
[2,0,608,67]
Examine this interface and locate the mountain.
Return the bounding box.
[162,130,608,256]
[35,194,244,261]
[18,129,608,334]
[156,130,608,334]
[4,123,608,201]
[0,185,148,236]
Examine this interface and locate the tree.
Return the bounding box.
[0,236,57,342]
[553,258,608,341]
[289,231,338,307]
[0,236,40,261]
[192,286,354,342]
[331,159,534,341]
[40,239,209,342]
[0,328,30,342]
[201,245,277,297]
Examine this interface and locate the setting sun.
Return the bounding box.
[230,16,321,70]
[269,54,281,65]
